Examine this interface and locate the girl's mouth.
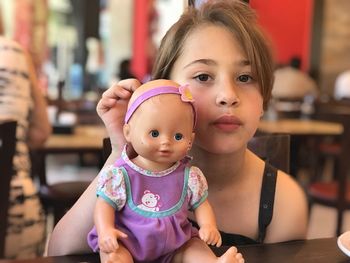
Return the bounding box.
[212,115,242,132]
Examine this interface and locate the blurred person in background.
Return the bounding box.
[110,59,136,86]
[117,59,135,80]
[272,56,319,100]
[334,69,350,101]
[270,57,319,120]
[0,13,51,258]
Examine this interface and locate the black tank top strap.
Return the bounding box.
[257,162,278,243]
[189,162,278,246]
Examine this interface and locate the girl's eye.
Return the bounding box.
[174,133,183,141]
[238,74,253,83]
[150,130,159,138]
[195,74,210,82]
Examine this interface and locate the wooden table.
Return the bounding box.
[42,120,342,152]
[43,125,107,153]
[235,238,348,262]
[259,119,343,136]
[31,125,108,182]
[0,238,347,263]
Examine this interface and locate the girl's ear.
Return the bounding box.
[123,124,131,142]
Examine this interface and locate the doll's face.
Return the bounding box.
[124,94,195,168]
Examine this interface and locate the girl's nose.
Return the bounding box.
[216,82,240,107]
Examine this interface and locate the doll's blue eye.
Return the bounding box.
[150,130,159,137]
[174,133,183,141]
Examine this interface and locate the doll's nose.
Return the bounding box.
[160,137,171,146]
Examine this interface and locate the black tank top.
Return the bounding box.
[190,162,278,245]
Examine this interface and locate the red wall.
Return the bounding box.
[131,0,149,81]
[250,0,314,71]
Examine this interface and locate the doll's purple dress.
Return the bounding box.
[87,147,208,262]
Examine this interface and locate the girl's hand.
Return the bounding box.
[96,79,141,150]
[98,228,128,253]
[198,225,222,247]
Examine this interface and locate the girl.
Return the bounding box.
[48,0,308,258]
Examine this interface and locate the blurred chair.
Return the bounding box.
[248,133,290,173]
[307,100,350,235]
[102,133,290,173]
[102,137,113,162]
[0,121,17,258]
[31,151,91,225]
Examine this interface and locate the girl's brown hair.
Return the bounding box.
[0,6,3,35]
[152,0,275,109]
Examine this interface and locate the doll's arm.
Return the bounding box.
[188,166,221,246]
[94,198,127,253]
[194,200,222,247]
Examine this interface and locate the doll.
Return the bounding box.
[87,79,242,263]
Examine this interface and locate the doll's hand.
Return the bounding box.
[198,224,222,247]
[98,227,128,253]
[96,79,141,149]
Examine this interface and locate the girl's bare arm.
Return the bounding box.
[47,151,119,256]
[264,170,308,243]
[48,79,140,256]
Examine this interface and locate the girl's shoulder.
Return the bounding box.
[275,170,308,216]
[275,170,306,199]
[247,151,308,242]
[265,170,308,242]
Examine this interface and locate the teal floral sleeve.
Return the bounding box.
[187,166,208,210]
[96,165,127,210]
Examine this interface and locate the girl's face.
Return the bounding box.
[170,25,263,154]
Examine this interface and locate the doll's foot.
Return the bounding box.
[217,246,244,263]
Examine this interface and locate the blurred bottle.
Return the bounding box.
[69,63,83,99]
[301,94,315,120]
[264,98,278,121]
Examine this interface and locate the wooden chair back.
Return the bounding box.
[0,121,17,258]
[248,133,290,173]
[30,149,91,225]
[313,99,350,125]
[103,137,112,163]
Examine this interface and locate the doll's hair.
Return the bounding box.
[152,0,275,110]
[125,83,197,127]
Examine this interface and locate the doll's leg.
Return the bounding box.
[99,244,133,263]
[172,237,244,263]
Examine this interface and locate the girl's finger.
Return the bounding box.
[118,78,142,93]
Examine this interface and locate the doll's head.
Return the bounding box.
[123,79,196,167]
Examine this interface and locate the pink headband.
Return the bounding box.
[124,85,197,127]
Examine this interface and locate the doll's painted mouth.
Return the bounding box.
[159,150,171,156]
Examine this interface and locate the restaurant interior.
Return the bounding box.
[1,0,350,261]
